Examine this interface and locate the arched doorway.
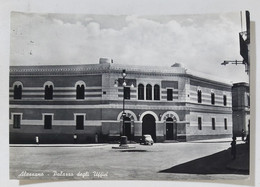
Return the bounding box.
[166,117,177,140]
[124,117,132,140]
[142,114,156,142]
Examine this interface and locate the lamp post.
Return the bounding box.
[121,69,127,137]
[114,69,134,145]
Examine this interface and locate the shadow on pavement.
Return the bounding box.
[120,150,148,152]
[159,144,249,175]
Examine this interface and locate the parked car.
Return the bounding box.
[140,134,154,145]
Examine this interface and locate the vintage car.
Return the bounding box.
[140,134,154,145]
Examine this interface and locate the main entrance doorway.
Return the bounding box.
[142,114,156,142]
[166,118,177,140]
[124,117,132,140]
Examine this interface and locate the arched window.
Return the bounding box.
[211,91,215,105]
[223,95,227,106]
[14,85,22,99]
[76,85,85,99]
[197,90,202,103]
[138,84,144,100]
[45,85,53,100]
[146,84,152,100]
[154,84,160,100]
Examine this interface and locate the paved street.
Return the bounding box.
[9,139,249,181]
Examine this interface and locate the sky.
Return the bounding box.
[10,12,249,83]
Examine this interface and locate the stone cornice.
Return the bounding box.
[10,62,232,87]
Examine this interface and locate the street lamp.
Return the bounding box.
[114,69,134,145]
[121,70,126,137]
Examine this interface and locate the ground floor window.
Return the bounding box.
[13,114,21,129]
[212,118,216,130]
[224,118,227,130]
[44,115,52,129]
[76,115,84,130]
[198,117,202,130]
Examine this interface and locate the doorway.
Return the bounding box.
[142,114,156,142]
[124,117,132,140]
[166,118,177,140]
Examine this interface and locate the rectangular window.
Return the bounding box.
[212,118,215,130]
[247,93,250,107]
[224,118,227,130]
[223,95,227,106]
[197,90,202,103]
[13,114,21,129]
[44,115,52,129]
[198,117,202,130]
[124,87,130,100]
[76,115,84,130]
[167,89,173,101]
[211,93,215,105]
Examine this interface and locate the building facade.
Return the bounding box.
[9,59,233,144]
[232,82,250,137]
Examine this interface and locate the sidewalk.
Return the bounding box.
[9,143,109,147]
[189,137,244,144]
[10,138,243,147]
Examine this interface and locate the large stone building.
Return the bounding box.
[9,59,233,143]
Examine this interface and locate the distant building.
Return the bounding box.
[9,58,233,143]
[232,82,250,137]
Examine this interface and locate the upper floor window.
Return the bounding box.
[138,84,144,100]
[13,82,22,99]
[45,85,53,100]
[124,87,130,100]
[76,85,85,99]
[197,90,202,103]
[146,84,152,100]
[223,95,227,106]
[154,84,160,100]
[211,91,215,105]
[44,81,54,100]
[167,89,173,101]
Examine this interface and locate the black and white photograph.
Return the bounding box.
[8,10,252,182]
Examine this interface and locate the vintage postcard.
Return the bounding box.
[9,11,251,182]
